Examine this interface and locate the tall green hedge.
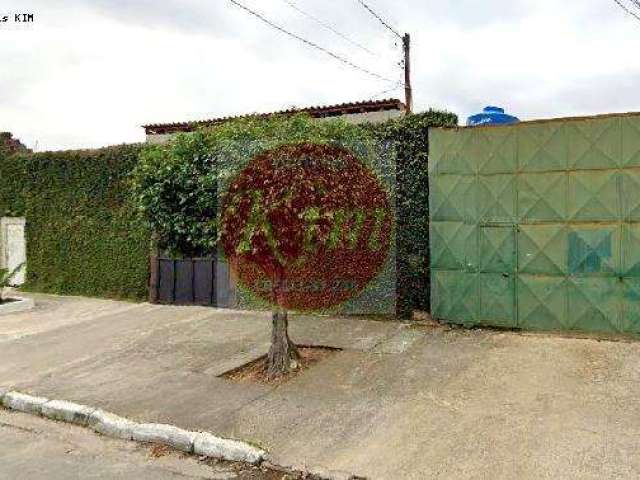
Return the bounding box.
[0,145,150,300]
[0,151,28,218]
[370,110,458,316]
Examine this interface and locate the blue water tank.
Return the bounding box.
[467,106,520,127]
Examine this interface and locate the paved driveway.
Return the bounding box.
[1,293,640,479]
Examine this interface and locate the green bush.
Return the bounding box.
[369,110,458,317]
[0,145,150,300]
[133,114,389,256]
[132,132,218,257]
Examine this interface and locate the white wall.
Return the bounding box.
[0,217,26,286]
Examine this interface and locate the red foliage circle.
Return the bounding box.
[220,143,393,311]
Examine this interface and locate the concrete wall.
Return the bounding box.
[145,110,404,144]
[0,217,26,285]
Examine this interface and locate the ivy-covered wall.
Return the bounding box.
[0,109,457,312]
[0,150,28,218]
[370,110,459,316]
[0,145,150,300]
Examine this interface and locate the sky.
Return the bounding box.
[1,0,640,151]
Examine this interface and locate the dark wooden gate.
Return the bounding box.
[149,257,216,306]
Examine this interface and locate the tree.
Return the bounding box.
[134,114,393,379]
[220,142,393,378]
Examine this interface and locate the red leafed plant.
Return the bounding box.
[220,142,393,378]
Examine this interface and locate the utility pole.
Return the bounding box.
[403,33,413,114]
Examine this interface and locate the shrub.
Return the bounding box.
[133,114,390,256]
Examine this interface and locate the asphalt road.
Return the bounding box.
[0,409,289,480]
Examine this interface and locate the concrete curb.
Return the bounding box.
[0,389,362,479]
[194,432,264,464]
[2,391,49,415]
[41,399,95,426]
[131,423,198,453]
[0,390,266,465]
[88,409,136,440]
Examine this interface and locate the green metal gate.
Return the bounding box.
[429,112,640,334]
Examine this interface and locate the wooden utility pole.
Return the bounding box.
[403,33,413,114]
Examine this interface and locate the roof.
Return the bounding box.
[143,98,405,135]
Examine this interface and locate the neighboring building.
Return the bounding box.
[143,98,405,144]
[0,132,30,155]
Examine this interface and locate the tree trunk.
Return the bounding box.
[266,308,300,379]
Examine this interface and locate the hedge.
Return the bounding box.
[369,110,458,316]
[0,145,150,300]
[0,150,28,218]
[0,109,457,311]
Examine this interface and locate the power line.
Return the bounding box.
[355,0,402,39]
[613,0,640,22]
[229,0,395,83]
[368,81,404,99]
[281,0,377,56]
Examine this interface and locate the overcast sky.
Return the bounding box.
[2,0,640,151]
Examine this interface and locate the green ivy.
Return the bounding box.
[367,110,458,317]
[0,145,150,300]
[0,150,28,217]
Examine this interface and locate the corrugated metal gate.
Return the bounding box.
[429,112,640,334]
[150,257,217,305]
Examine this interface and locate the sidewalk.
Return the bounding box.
[0,409,279,480]
[2,293,640,479]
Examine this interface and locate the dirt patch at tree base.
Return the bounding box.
[221,346,340,385]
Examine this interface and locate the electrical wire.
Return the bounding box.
[368,81,404,99]
[612,0,640,22]
[229,0,396,83]
[281,0,377,56]
[355,0,402,39]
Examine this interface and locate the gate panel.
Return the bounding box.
[431,270,478,324]
[174,260,194,304]
[517,275,566,331]
[430,112,640,334]
[158,259,175,303]
[567,277,621,332]
[622,278,640,333]
[194,259,215,305]
[153,257,217,306]
[518,225,567,276]
[479,273,515,328]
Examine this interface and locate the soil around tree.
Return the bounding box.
[221,346,340,385]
